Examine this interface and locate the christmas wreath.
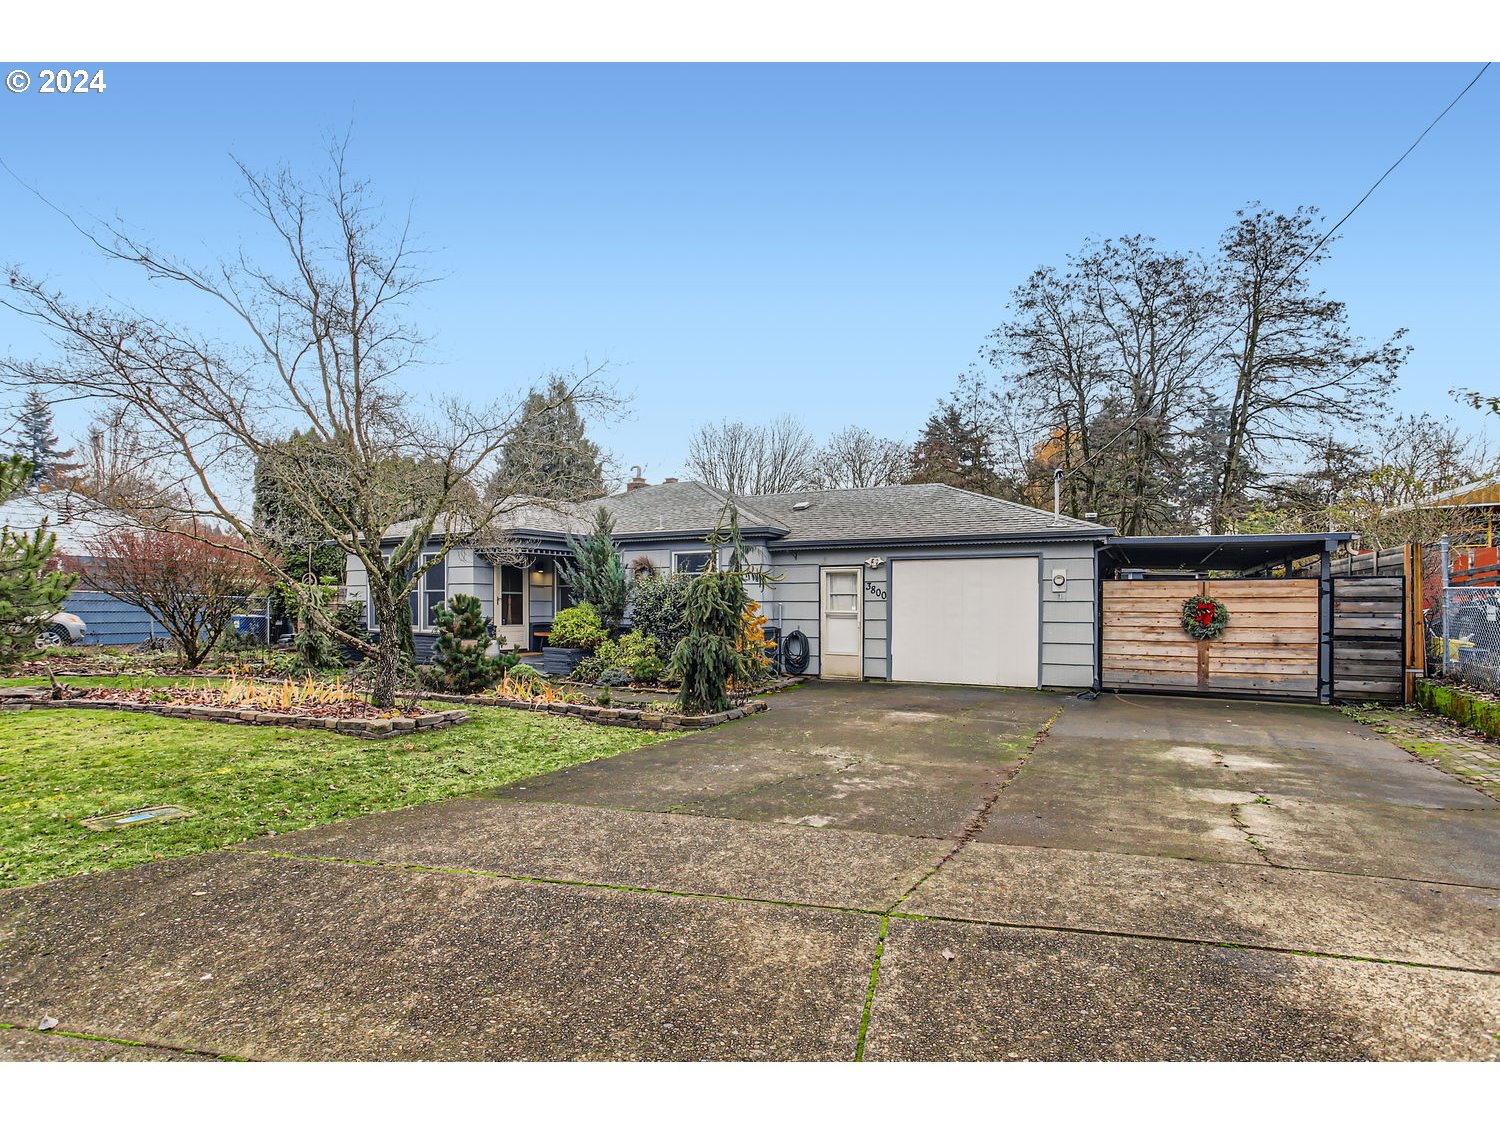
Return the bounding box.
[1180,595,1230,640]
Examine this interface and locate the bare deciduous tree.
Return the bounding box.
[1209,207,1407,532]
[1,140,619,705]
[686,415,816,495]
[809,425,910,489]
[988,237,1220,533]
[1246,414,1496,547]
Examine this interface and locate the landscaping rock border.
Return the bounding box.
[559,676,803,696]
[1415,679,1500,740]
[418,690,770,731]
[0,692,468,739]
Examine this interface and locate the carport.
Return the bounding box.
[1097,533,1355,703]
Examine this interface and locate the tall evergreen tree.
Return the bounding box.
[251,430,348,580]
[7,390,76,487]
[0,455,78,666]
[906,372,1003,495]
[559,506,629,634]
[496,374,605,500]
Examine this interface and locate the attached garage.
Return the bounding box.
[889,557,1041,687]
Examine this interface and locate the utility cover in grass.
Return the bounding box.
[81,806,196,831]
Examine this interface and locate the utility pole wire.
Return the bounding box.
[1061,61,1491,483]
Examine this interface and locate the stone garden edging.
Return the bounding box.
[418,690,770,731]
[0,693,468,739]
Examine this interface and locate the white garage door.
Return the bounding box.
[890,558,1040,687]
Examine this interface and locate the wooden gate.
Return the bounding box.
[1102,579,1321,699]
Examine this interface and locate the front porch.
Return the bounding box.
[407,549,581,664]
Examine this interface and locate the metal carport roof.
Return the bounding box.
[1101,533,1356,573]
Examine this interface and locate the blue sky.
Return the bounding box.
[1,63,1495,486]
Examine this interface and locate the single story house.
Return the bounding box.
[344,476,1111,689]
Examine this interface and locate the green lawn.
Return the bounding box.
[0,677,668,889]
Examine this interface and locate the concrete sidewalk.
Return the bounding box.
[3,683,1497,1060]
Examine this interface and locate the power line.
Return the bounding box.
[1063,61,1491,481]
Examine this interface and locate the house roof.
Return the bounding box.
[376,480,1110,548]
[749,483,1112,545]
[600,481,784,538]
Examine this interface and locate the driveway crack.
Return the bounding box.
[854,703,1065,1061]
[1210,747,1279,867]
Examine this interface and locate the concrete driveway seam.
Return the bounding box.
[251,848,1496,976]
[251,848,895,918]
[882,911,1500,976]
[0,1020,253,1061]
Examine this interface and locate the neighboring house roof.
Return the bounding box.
[750,483,1112,545]
[374,480,1112,549]
[0,491,142,556]
[1421,474,1500,509]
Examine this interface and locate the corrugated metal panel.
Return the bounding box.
[63,590,163,646]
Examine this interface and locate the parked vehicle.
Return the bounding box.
[34,611,88,648]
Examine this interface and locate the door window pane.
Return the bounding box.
[827,570,858,612]
[501,592,523,625]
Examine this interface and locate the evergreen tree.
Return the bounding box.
[559,506,629,635]
[251,430,349,581]
[7,390,76,487]
[0,455,78,667]
[496,374,605,500]
[669,504,776,714]
[428,593,511,693]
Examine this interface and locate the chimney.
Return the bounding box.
[662,477,679,485]
[625,465,649,493]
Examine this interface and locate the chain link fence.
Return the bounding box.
[1430,536,1500,693]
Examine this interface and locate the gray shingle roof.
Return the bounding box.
[749,483,1112,544]
[379,481,1109,547]
[600,481,783,537]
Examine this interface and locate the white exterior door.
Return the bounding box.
[890,557,1040,687]
[820,567,864,679]
[495,564,528,649]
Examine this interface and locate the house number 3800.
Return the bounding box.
[864,582,886,600]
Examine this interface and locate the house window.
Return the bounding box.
[557,567,580,612]
[499,565,524,627]
[673,551,711,575]
[408,552,447,629]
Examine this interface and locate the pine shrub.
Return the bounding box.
[428,593,508,694]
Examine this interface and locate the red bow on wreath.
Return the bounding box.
[1193,601,1215,626]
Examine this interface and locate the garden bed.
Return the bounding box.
[420,689,769,731]
[0,685,466,739]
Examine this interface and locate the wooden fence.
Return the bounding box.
[1331,577,1405,701]
[1101,579,1321,699]
[1298,542,1424,703]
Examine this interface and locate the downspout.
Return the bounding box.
[1318,543,1333,704]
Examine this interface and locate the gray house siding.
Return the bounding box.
[764,539,1098,688]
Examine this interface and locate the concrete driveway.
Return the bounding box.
[3,682,1497,1060]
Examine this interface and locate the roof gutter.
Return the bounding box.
[771,528,1115,551]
